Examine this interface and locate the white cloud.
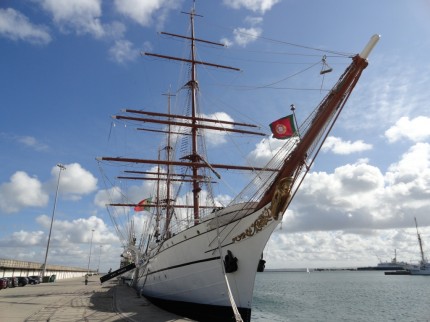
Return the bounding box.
[282,143,430,235]
[223,0,281,13]
[37,215,118,245]
[200,112,235,146]
[0,163,97,214]
[221,15,263,47]
[322,136,373,154]
[17,135,49,151]
[246,136,286,166]
[221,37,233,47]
[94,186,124,208]
[1,133,49,151]
[291,162,384,228]
[40,0,105,38]
[0,171,49,213]
[0,215,121,269]
[232,26,262,47]
[334,162,384,193]
[114,0,180,28]
[385,116,430,143]
[103,21,127,40]
[4,230,44,247]
[142,41,153,52]
[244,16,263,25]
[48,163,98,200]
[0,8,51,44]
[108,39,139,63]
[385,143,430,203]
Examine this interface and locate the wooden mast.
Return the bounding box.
[98,7,257,225]
[155,150,161,240]
[415,217,426,265]
[256,35,380,210]
[164,91,174,236]
[158,8,240,224]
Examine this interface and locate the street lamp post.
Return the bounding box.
[87,229,95,275]
[42,163,66,279]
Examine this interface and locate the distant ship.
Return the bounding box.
[407,218,430,276]
[358,249,408,271]
[376,249,409,270]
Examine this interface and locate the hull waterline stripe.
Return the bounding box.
[146,256,220,275]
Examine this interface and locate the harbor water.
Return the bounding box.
[251,270,430,322]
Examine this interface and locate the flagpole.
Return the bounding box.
[290,104,301,139]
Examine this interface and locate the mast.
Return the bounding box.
[144,8,240,225]
[415,217,426,265]
[98,7,251,227]
[256,35,380,211]
[155,150,161,240]
[164,91,174,236]
[189,9,200,224]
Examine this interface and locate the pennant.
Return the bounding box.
[269,114,296,139]
[134,197,152,212]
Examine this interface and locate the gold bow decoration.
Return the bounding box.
[270,177,294,220]
[232,177,293,243]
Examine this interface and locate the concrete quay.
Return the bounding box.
[0,275,193,322]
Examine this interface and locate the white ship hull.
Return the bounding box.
[409,218,430,276]
[408,263,430,276]
[136,203,280,321]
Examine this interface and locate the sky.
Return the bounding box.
[1,0,430,272]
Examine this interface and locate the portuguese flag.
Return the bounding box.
[134,197,152,212]
[269,114,297,139]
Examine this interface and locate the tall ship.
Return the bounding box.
[97,5,379,322]
[408,218,430,276]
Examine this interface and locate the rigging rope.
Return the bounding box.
[204,18,353,57]
[247,60,321,90]
[97,162,127,244]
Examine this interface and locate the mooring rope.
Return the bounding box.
[215,212,243,322]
